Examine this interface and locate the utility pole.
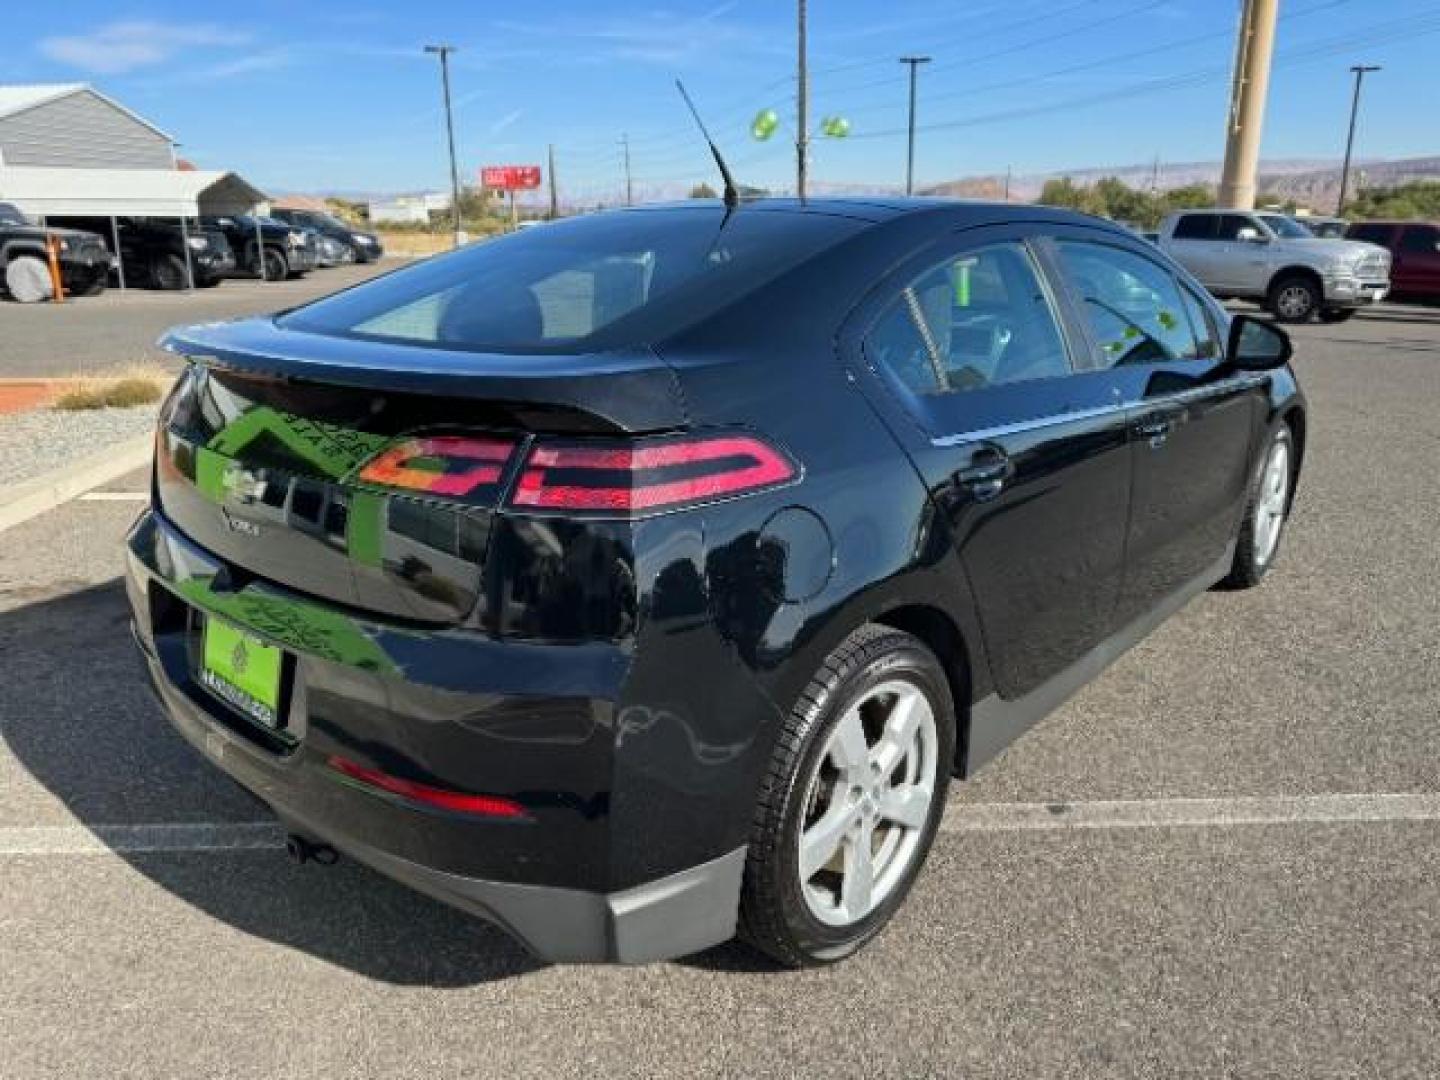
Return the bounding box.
[548,143,559,219]
[621,134,633,206]
[1218,0,1279,210]
[900,56,931,195]
[424,44,463,246]
[796,0,809,198]
[1003,166,1011,201]
[1336,65,1380,216]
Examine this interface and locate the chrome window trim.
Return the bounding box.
[929,373,1269,447]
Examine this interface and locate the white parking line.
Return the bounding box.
[3,794,1438,857]
[941,793,1440,832]
[78,491,148,502]
[0,823,283,855]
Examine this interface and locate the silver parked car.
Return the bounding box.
[1157,208,1390,323]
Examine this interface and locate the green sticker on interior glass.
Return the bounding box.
[201,617,283,727]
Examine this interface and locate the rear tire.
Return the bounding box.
[739,625,954,967]
[4,255,53,303]
[1318,307,1357,324]
[77,274,107,297]
[1220,424,1294,589]
[1268,275,1321,323]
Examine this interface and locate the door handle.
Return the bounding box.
[1134,416,1173,446]
[954,447,1013,502]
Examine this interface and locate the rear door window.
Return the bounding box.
[864,242,1072,396]
[1400,225,1439,253]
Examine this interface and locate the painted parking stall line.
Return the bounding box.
[78,491,148,502]
[0,823,284,855]
[5,795,1440,857]
[941,793,1440,832]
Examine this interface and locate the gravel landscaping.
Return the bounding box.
[0,403,157,489]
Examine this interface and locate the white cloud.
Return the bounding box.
[39,21,249,75]
[489,109,524,135]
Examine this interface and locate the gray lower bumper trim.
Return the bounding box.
[282,804,746,964]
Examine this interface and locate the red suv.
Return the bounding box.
[1346,221,1440,302]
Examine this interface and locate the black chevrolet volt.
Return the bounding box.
[127,199,1304,966]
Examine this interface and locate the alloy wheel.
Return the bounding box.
[1276,285,1315,321]
[1253,437,1290,566]
[797,679,940,927]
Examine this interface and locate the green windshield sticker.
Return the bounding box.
[953,261,973,308]
[347,490,385,569]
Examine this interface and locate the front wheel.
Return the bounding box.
[1318,307,1357,324]
[150,254,188,291]
[1220,424,1294,589]
[261,247,289,282]
[1268,275,1321,323]
[4,255,53,302]
[739,625,954,967]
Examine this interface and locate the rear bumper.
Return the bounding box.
[124,505,749,963]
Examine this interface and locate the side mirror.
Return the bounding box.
[1235,227,1268,243]
[1227,314,1292,371]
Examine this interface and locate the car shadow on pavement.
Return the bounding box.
[0,578,542,986]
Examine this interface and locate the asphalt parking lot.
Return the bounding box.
[2,302,1439,1077]
[0,261,395,378]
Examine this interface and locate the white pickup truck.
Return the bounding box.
[1157,208,1391,324]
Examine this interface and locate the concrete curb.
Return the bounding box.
[0,433,152,533]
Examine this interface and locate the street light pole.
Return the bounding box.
[424,44,463,247]
[900,56,931,195]
[1336,65,1380,217]
[796,0,809,198]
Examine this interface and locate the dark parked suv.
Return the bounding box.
[202,215,315,280]
[129,200,1304,967]
[51,217,235,289]
[0,201,111,302]
[271,208,383,263]
[1346,220,1440,302]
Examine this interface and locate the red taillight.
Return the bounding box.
[327,755,529,819]
[357,435,515,499]
[511,434,798,514]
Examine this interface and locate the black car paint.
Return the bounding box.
[127,199,1305,961]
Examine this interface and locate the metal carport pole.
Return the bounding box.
[178,215,196,291]
[253,215,267,281]
[109,216,126,290]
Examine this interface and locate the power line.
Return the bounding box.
[841,9,1440,143]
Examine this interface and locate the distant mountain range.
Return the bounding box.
[922,156,1440,208]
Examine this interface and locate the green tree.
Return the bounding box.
[689,182,718,199]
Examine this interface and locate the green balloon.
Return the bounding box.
[820,116,851,138]
[751,108,779,141]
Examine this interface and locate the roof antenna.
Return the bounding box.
[675,80,739,209]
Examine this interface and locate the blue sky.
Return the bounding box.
[5,1,1438,202]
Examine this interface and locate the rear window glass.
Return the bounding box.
[280,208,864,353]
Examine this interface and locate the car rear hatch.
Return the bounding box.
[155,317,688,628]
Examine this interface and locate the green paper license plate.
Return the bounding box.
[200,618,283,728]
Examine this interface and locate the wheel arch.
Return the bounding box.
[1268,264,1324,295]
[870,602,974,775]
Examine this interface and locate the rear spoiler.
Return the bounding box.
[160,317,689,434]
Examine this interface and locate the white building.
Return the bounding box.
[368,191,451,224]
[0,83,263,224]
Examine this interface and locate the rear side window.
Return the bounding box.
[1400,226,1439,253]
[1214,215,1259,241]
[1056,241,1201,366]
[1172,215,1214,240]
[864,242,1071,395]
[281,209,863,353]
[1348,223,1393,246]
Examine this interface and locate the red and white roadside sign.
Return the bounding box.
[480,165,542,191]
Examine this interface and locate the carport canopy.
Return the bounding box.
[0,167,266,218]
